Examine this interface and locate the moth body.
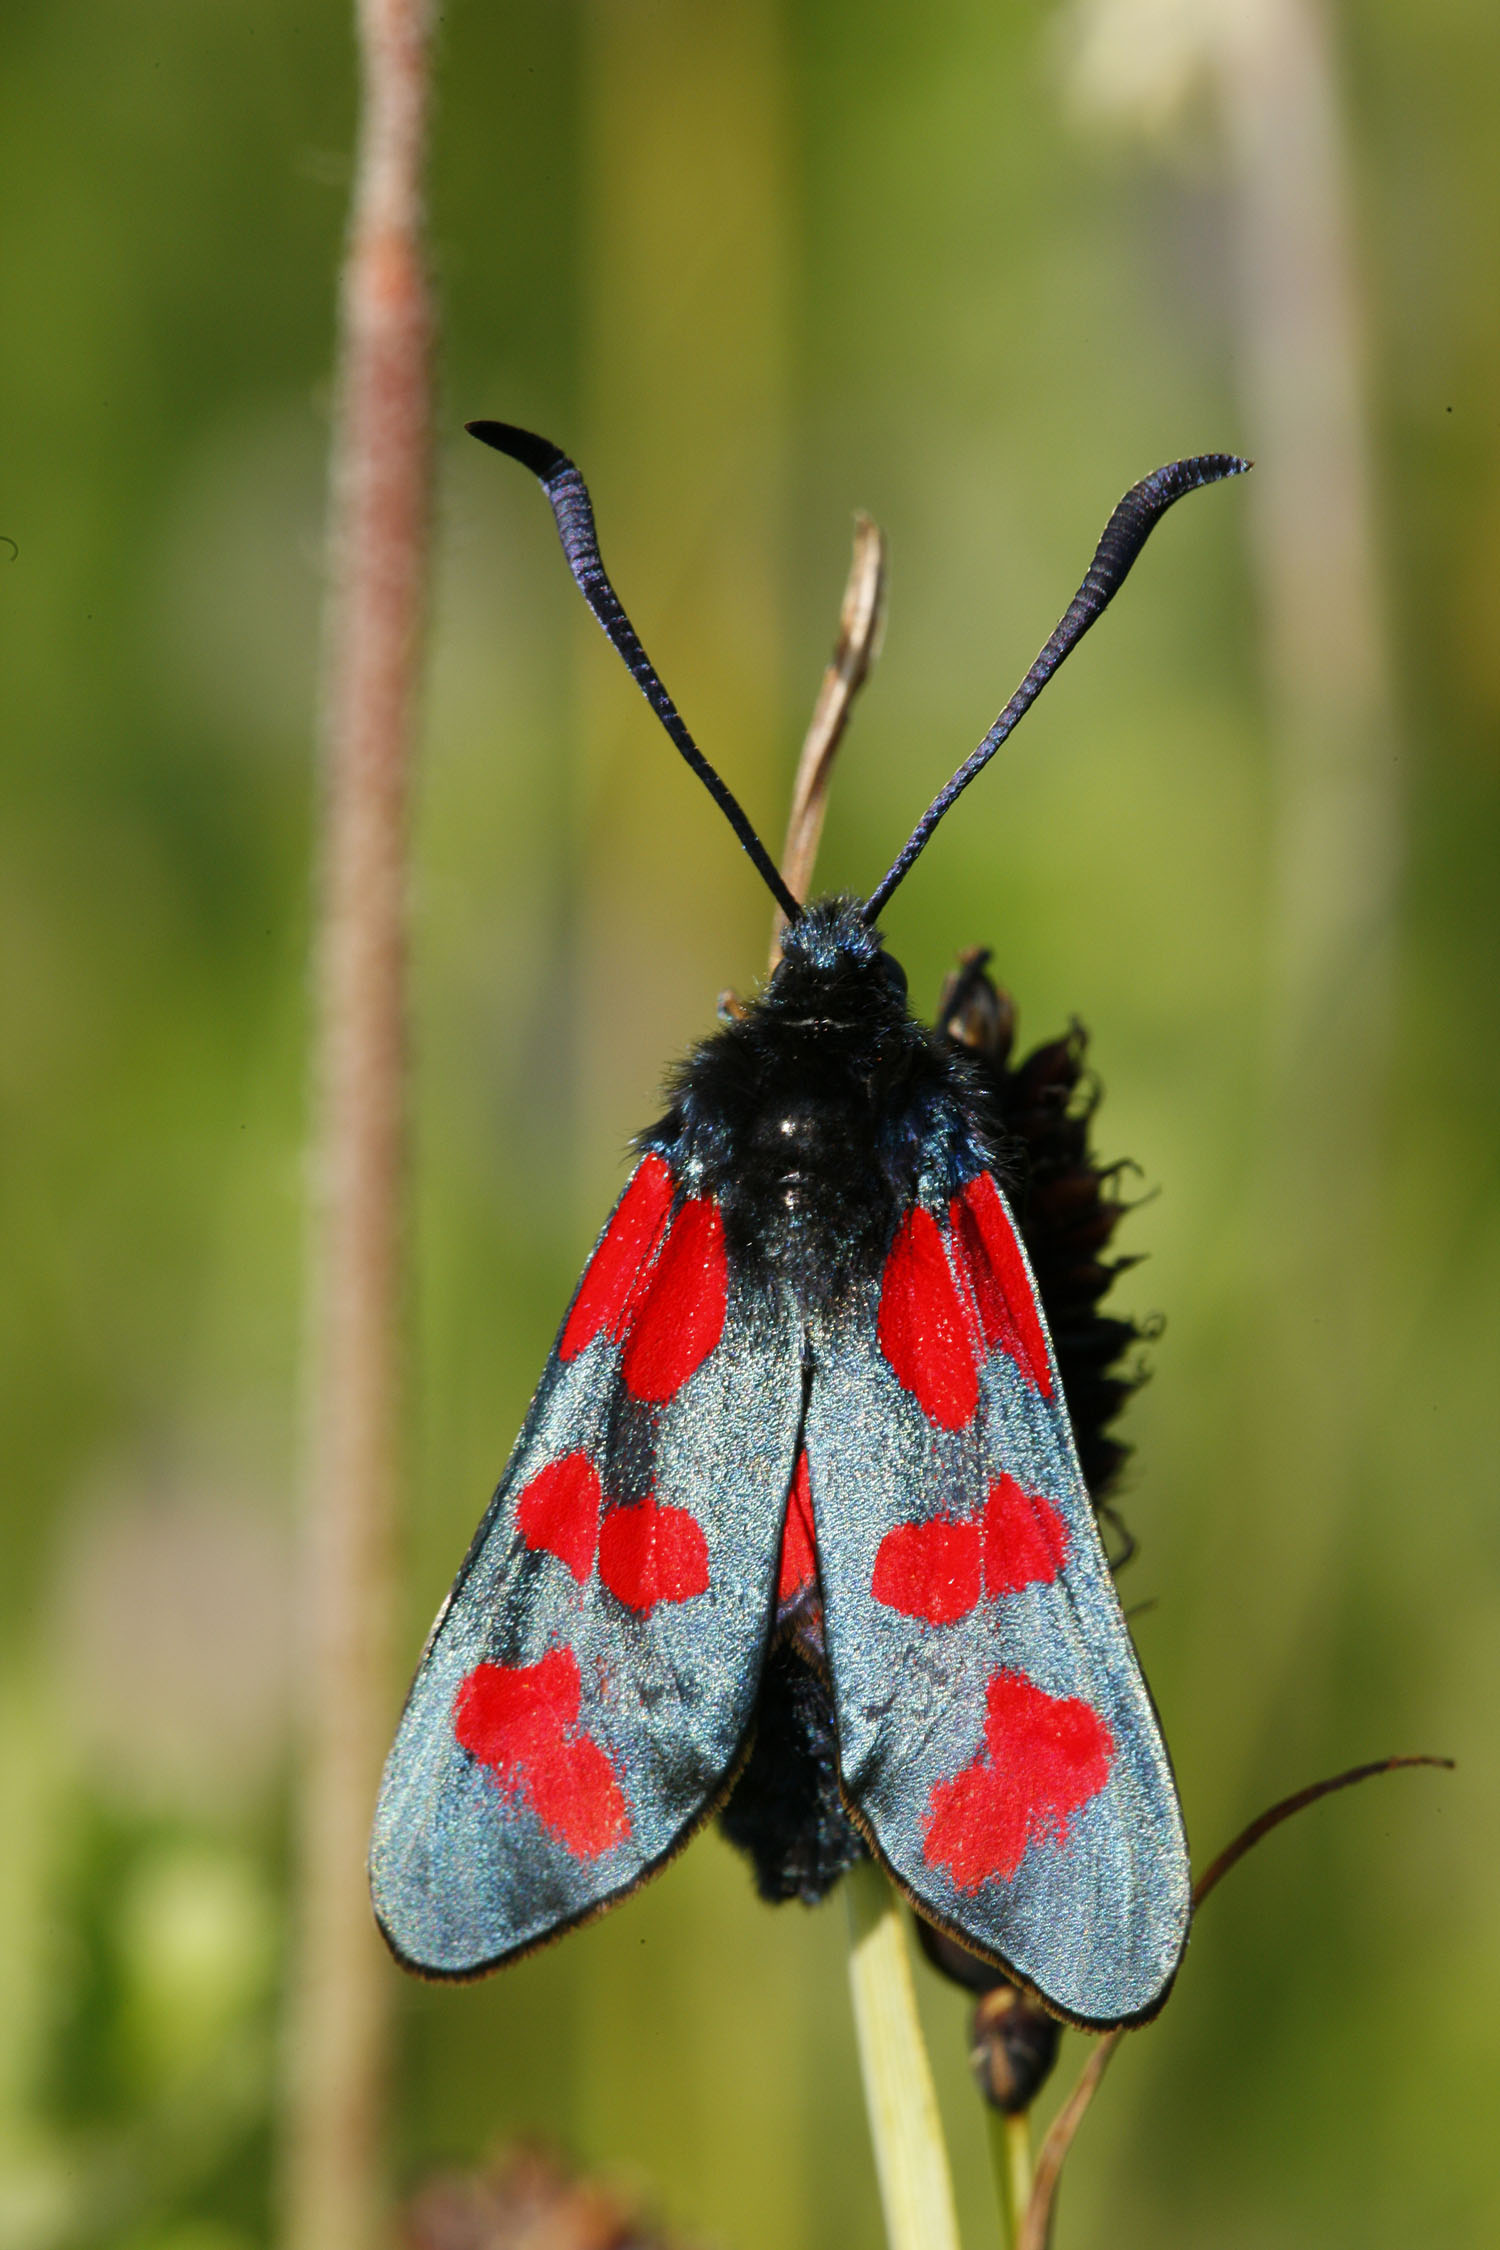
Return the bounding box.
[664,897,988,1309]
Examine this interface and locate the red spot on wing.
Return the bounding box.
[871,1516,983,1624]
[598,1495,710,1613]
[949,1190,1024,1361]
[923,1670,1114,1890]
[620,1197,728,1402]
[950,1174,1054,1398]
[983,1474,1069,1596]
[561,1153,674,1361]
[453,1647,630,1859]
[516,1454,603,1582]
[777,1451,818,1603]
[878,1207,979,1429]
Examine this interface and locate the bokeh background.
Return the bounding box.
[2,1,1497,2246]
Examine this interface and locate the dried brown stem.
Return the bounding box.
[1191,1754,1453,1910]
[1015,2028,1121,2250]
[769,511,886,965]
[1017,1753,1452,2250]
[284,5,435,2249]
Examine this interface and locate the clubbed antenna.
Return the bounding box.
[863,454,1251,920]
[468,421,801,923]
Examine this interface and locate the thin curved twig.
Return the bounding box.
[1016,2028,1121,2250]
[1192,1755,1452,1908]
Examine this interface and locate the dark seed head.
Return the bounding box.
[913,1917,1063,2111]
[946,957,1149,1513]
[938,947,1015,1060]
[969,1981,1065,2114]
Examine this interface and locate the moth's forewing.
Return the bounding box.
[370,1156,803,1974]
[804,1172,1189,2029]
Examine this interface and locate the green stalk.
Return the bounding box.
[985,2108,1033,2248]
[845,1862,962,2250]
[985,2106,1034,2250]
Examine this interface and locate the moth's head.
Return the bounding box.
[764,895,909,1028]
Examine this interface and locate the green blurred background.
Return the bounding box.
[2,1,1496,2245]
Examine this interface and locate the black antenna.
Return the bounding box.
[468,421,801,924]
[863,454,1251,921]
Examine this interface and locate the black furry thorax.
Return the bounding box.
[643,897,995,1308]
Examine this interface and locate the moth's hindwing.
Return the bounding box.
[803,1170,1189,2028]
[370,1152,803,1975]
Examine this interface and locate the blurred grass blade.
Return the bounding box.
[845,1863,962,2250]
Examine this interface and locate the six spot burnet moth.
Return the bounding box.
[369,421,1248,2029]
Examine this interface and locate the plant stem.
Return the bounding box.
[1017,2031,1121,2250]
[986,2108,1032,2248]
[770,510,886,964]
[845,1862,963,2250]
[284,4,434,2249]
